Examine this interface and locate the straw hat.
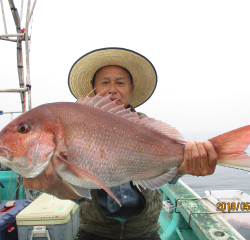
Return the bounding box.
[68,47,157,108]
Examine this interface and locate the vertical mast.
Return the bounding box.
[0,0,37,112]
[8,0,26,112]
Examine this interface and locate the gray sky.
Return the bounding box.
[0,0,250,140]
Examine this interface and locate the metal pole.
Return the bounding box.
[2,112,23,114]
[0,87,28,92]
[0,112,23,120]
[0,0,8,34]
[8,0,26,113]
[0,33,24,37]
[27,0,37,25]
[0,37,16,42]
[25,0,32,110]
[20,0,24,22]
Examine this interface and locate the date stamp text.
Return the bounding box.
[216,202,250,211]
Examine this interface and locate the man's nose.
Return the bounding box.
[108,82,117,94]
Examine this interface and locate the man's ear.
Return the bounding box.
[90,80,96,95]
[131,84,135,92]
[91,80,95,88]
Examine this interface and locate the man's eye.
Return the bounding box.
[118,82,124,85]
[102,82,108,85]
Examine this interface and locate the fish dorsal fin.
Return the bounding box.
[76,92,186,143]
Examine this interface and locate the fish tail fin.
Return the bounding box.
[208,125,250,170]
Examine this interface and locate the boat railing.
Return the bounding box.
[160,180,246,240]
[175,197,250,230]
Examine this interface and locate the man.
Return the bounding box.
[23,48,217,240]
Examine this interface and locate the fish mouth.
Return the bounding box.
[0,147,14,159]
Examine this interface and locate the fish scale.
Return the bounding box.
[0,93,250,206]
[71,103,181,182]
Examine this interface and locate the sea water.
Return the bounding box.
[181,132,250,239]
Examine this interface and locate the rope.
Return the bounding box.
[0,0,8,34]
[11,177,23,200]
[7,170,13,200]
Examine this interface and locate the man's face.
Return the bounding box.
[94,65,134,108]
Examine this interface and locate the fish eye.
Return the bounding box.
[18,123,30,134]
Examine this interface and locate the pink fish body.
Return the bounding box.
[0,93,250,204]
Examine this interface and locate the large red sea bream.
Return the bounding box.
[0,93,250,205]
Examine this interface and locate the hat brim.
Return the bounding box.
[68,47,157,108]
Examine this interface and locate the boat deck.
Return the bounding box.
[158,180,245,240]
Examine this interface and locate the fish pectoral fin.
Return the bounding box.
[67,183,91,199]
[55,154,121,206]
[133,167,178,190]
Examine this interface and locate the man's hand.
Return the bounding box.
[178,141,218,176]
[23,162,83,200]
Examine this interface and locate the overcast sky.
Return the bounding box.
[0,0,250,140]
